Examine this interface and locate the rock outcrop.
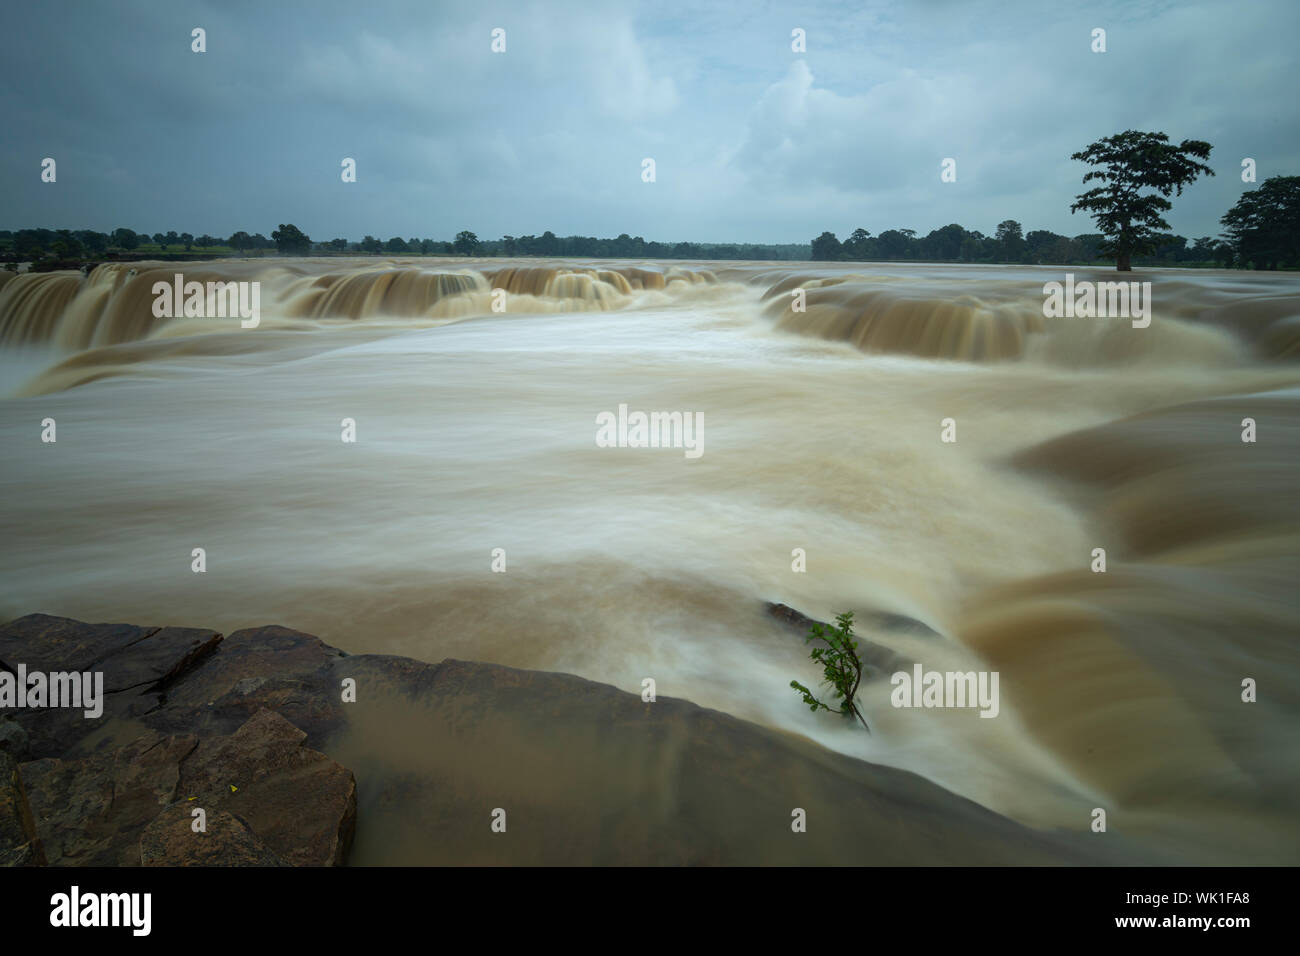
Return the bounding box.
[1,611,1111,866]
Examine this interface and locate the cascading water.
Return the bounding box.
[2,257,1297,863]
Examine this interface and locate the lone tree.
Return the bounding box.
[272,223,312,256]
[995,219,1025,260]
[1070,131,1214,271]
[789,611,870,733]
[454,230,481,256]
[1220,175,1300,270]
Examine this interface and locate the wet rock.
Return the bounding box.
[144,626,347,747]
[6,695,133,763]
[0,717,29,760]
[767,601,820,631]
[0,615,221,758]
[765,601,915,675]
[19,709,354,867]
[0,614,155,673]
[767,600,937,638]
[173,709,355,866]
[323,655,1105,865]
[0,752,45,866]
[139,804,285,866]
[98,626,223,694]
[20,731,197,866]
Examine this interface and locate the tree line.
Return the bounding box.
[809,222,1235,267]
[0,224,807,264]
[5,130,1296,271]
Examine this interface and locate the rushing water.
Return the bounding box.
[1,257,1297,864]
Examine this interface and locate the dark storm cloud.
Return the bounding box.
[2,0,1296,243]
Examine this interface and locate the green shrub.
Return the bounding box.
[789,611,870,733]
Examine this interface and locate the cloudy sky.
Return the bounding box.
[3,0,1297,244]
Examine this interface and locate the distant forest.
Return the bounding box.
[809,222,1233,268]
[0,227,809,266]
[0,223,1234,269]
[4,174,1297,273]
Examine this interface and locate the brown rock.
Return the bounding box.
[0,717,28,760]
[174,709,355,866]
[6,692,158,763]
[0,752,45,866]
[144,626,347,746]
[139,804,284,866]
[20,731,197,866]
[99,626,222,693]
[323,655,1110,865]
[14,755,111,865]
[20,708,354,867]
[0,614,156,673]
[0,615,221,758]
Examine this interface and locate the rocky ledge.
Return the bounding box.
[1,612,1106,866]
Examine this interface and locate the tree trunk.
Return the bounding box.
[1116,250,1132,271]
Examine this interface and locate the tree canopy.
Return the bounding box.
[271,223,312,255]
[1070,130,1214,271]
[1220,175,1300,270]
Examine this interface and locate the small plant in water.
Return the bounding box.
[789,611,870,733]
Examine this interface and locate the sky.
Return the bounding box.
[2,0,1297,245]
